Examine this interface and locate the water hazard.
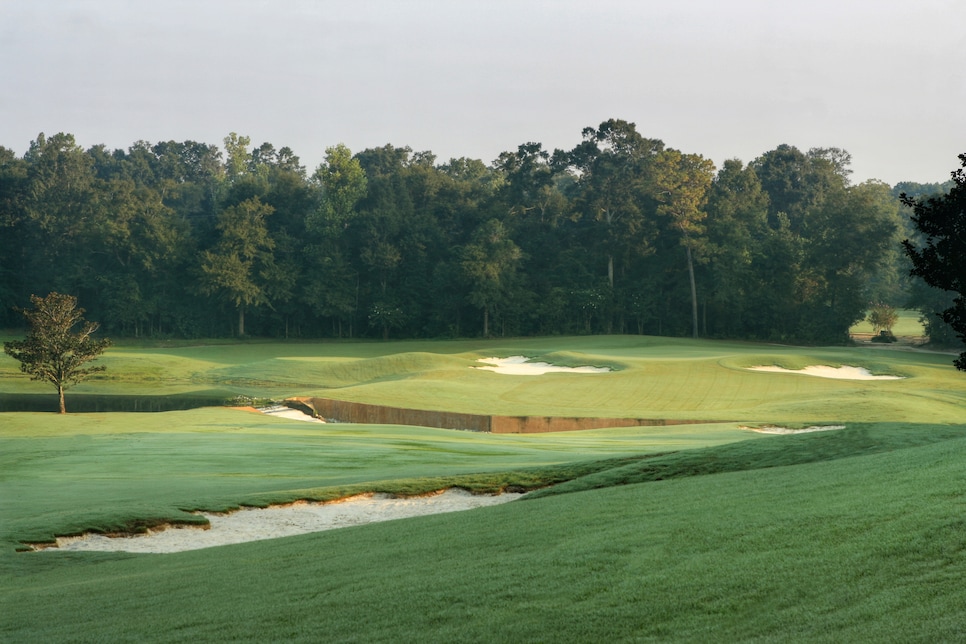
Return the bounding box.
[0,393,230,413]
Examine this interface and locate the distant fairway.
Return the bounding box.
[3,335,966,641]
[849,308,927,338]
[3,333,959,422]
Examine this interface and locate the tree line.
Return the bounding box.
[0,119,953,342]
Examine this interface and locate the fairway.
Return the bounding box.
[3,335,966,641]
[849,308,927,339]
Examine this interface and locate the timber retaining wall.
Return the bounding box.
[290,397,712,434]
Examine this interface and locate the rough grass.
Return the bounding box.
[526,422,966,498]
[5,426,966,642]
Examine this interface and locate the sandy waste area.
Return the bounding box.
[747,365,903,380]
[475,356,611,375]
[35,489,524,554]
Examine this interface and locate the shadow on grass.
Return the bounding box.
[0,392,232,413]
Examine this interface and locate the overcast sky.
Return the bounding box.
[2,0,963,186]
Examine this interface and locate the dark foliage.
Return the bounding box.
[0,128,913,343]
[901,153,966,369]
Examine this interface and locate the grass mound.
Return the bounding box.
[527,422,966,498]
[525,350,627,371]
[203,352,476,391]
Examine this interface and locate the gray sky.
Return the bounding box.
[2,0,963,185]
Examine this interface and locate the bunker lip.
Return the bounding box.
[747,365,903,380]
[24,488,524,554]
[23,517,210,551]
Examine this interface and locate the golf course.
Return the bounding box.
[3,331,966,641]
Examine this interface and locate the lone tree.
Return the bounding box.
[3,292,112,413]
[867,302,899,334]
[901,153,966,369]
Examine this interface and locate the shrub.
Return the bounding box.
[871,329,898,343]
[867,302,899,334]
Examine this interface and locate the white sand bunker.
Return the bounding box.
[743,424,846,434]
[35,489,523,554]
[475,356,611,375]
[257,405,325,423]
[748,365,902,380]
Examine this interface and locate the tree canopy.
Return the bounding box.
[901,153,966,368]
[0,124,933,343]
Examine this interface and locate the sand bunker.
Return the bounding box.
[257,405,325,423]
[743,424,846,434]
[476,356,611,375]
[748,365,902,380]
[32,489,522,554]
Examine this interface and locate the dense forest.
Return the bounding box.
[0,119,955,342]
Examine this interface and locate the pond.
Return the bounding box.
[0,393,231,413]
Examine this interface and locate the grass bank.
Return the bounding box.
[4,424,966,641]
[0,408,750,551]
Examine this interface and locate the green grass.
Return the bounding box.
[3,335,966,641]
[5,334,961,422]
[527,421,966,498]
[0,409,751,549]
[5,425,966,641]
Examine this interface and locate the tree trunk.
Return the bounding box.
[702,298,707,337]
[58,385,66,414]
[685,244,698,339]
[483,306,489,338]
[608,254,614,288]
[238,307,246,337]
